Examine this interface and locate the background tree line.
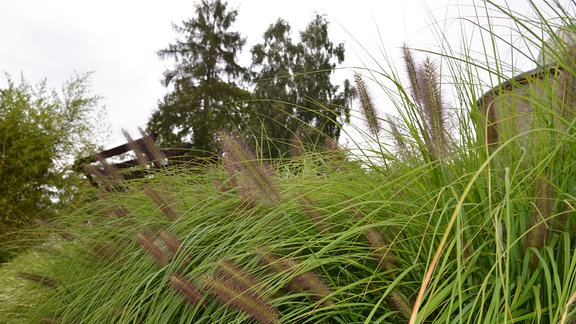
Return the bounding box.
[147,0,354,158]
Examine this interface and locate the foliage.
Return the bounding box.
[148,1,352,159]
[250,15,353,158]
[148,0,250,154]
[0,73,106,261]
[5,0,576,323]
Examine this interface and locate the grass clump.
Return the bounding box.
[4,0,576,323]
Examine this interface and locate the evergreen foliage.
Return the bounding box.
[148,1,351,158]
[148,0,250,153]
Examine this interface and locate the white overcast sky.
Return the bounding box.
[0,0,570,148]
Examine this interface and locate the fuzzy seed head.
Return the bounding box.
[218,131,282,205]
[137,232,169,267]
[217,260,265,295]
[402,44,422,104]
[418,57,449,159]
[159,230,183,256]
[92,242,121,263]
[17,272,59,289]
[143,185,179,221]
[527,176,554,269]
[257,249,334,306]
[386,115,408,156]
[138,128,165,168]
[388,291,412,319]
[290,129,303,159]
[123,129,148,166]
[203,274,279,324]
[354,72,381,137]
[298,196,331,232]
[170,275,205,307]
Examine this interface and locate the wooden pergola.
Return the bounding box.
[74,134,216,188]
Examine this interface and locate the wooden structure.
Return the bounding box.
[479,63,576,147]
[75,134,216,188]
[479,27,576,146]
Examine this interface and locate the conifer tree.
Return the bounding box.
[148,0,250,154]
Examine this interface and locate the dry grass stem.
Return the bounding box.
[561,289,576,324]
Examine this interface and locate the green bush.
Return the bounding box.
[0,73,107,261]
